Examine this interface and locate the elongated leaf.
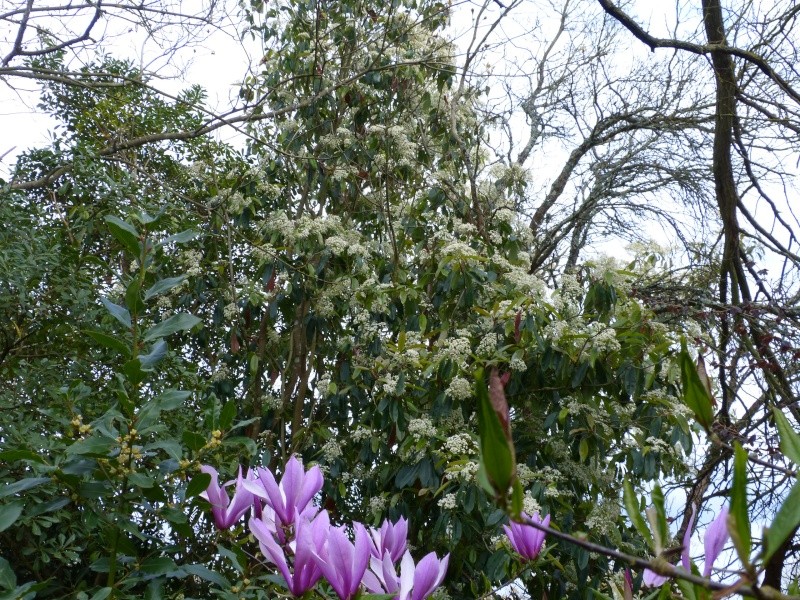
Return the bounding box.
[763,480,800,563]
[139,556,177,575]
[475,369,515,496]
[139,340,167,369]
[125,277,145,314]
[105,215,141,257]
[186,473,211,499]
[773,408,800,465]
[651,484,668,555]
[100,297,132,329]
[144,276,187,301]
[0,502,23,532]
[143,314,201,342]
[730,442,751,564]
[160,230,199,245]
[83,330,131,356]
[219,401,236,431]
[679,341,714,430]
[0,477,51,498]
[0,556,16,590]
[66,435,115,457]
[0,450,44,464]
[182,431,206,452]
[157,390,190,410]
[182,564,229,588]
[623,479,653,549]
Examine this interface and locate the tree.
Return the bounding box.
[2,0,800,598]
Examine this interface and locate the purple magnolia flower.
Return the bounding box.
[250,510,330,597]
[681,505,697,571]
[199,465,254,529]
[368,517,408,562]
[244,455,323,541]
[703,505,729,578]
[312,523,370,600]
[642,568,669,588]
[503,512,550,561]
[363,549,449,600]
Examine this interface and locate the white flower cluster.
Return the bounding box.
[180,249,203,277]
[522,492,540,516]
[223,302,239,321]
[585,499,620,537]
[321,438,342,461]
[382,375,398,396]
[408,417,436,440]
[438,337,471,365]
[211,364,230,382]
[316,376,332,398]
[369,495,387,515]
[261,393,283,411]
[509,355,527,372]
[443,432,476,456]
[476,333,499,357]
[351,426,372,443]
[517,463,535,486]
[446,376,472,400]
[451,461,479,482]
[438,493,457,510]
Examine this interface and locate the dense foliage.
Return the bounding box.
[2,0,800,598]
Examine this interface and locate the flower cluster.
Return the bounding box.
[197,456,449,600]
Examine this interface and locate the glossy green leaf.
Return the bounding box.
[0,556,16,590]
[143,313,201,341]
[104,215,141,257]
[160,230,200,245]
[139,556,177,575]
[0,450,45,464]
[475,368,515,496]
[0,502,23,532]
[773,408,800,465]
[182,431,206,452]
[763,480,800,563]
[100,297,132,329]
[219,401,236,430]
[181,564,229,588]
[139,340,168,369]
[144,276,187,301]
[730,442,751,564]
[651,484,668,555]
[186,472,211,499]
[678,341,714,430]
[0,477,51,498]
[83,330,131,357]
[623,478,653,549]
[125,277,145,314]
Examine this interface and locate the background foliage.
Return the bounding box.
[2,0,800,598]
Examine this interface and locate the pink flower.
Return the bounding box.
[199,465,254,530]
[703,506,729,578]
[244,455,323,542]
[312,523,370,600]
[363,549,449,600]
[251,511,330,597]
[642,568,669,588]
[503,512,550,561]
[367,517,408,562]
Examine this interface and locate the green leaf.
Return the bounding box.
[763,480,800,563]
[160,230,200,245]
[623,478,653,549]
[219,401,236,430]
[156,389,191,410]
[0,556,16,590]
[181,564,229,588]
[730,442,751,564]
[510,479,523,520]
[0,450,45,464]
[83,330,131,357]
[139,340,168,369]
[125,277,145,314]
[144,276,186,301]
[678,341,714,430]
[66,435,115,457]
[651,484,668,555]
[773,408,800,465]
[182,431,206,452]
[475,368,515,496]
[123,358,147,385]
[0,502,24,532]
[100,297,132,329]
[0,477,51,498]
[186,473,211,499]
[105,215,141,257]
[89,587,112,600]
[143,313,201,342]
[139,556,177,575]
